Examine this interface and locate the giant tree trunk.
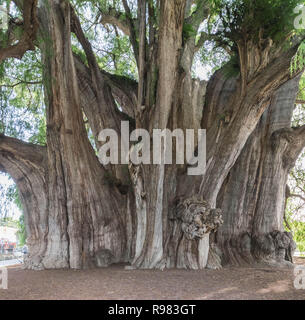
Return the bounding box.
[0,0,128,270]
[217,76,305,267]
[39,0,129,269]
[0,136,48,268]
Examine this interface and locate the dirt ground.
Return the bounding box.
[1,258,305,300]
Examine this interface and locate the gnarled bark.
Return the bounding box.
[2,0,129,270]
[216,76,304,267]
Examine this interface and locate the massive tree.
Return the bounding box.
[217,76,305,266]
[0,0,304,270]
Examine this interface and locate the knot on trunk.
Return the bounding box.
[254,230,296,263]
[95,248,115,267]
[23,254,44,271]
[176,196,223,240]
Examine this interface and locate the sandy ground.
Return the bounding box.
[0,258,305,300]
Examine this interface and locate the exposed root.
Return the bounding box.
[95,249,116,268]
[207,243,223,270]
[253,230,296,265]
[23,254,44,271]
[219,231,296,268]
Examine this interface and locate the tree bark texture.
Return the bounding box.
[0,0,304,270]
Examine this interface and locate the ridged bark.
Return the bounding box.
[217,77,305,267]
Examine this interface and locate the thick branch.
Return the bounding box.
[185,0,210,30]
[286,184,305,204]
[293,124,305,138]
[181,1,210,71]
[137,0,146,111]
[198,38,305,205]
[0,0,38,62]
[246,36,305,90]
[74,54,137,117]
[122,0,139,65]
[0,134,45,173]
[75,55,136,134]
[99,8,131,36]
[71,6,123,130]
[155,0,187,128]
[272,124,305,169]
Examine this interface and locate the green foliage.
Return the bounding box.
[197,1,305,80]
[291,41,305,74]
[0,175,21,219]
[16,214,26,246]
[96,34,137,78]
[292,221,305,253]
[183,23,197,41]
[71,0,137,79]
[0,50,46,144]
[0,1,23,48]
[221,54,240,78]
[0,50,45,221]
[215,0,303,43]
[72,41,88,66]
[285,213,305,254]
[0,216,18,228]
[0,174,25,244]
[286,77,305,253]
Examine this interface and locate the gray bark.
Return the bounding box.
[217,76,304,267]
[0,0,128,270]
